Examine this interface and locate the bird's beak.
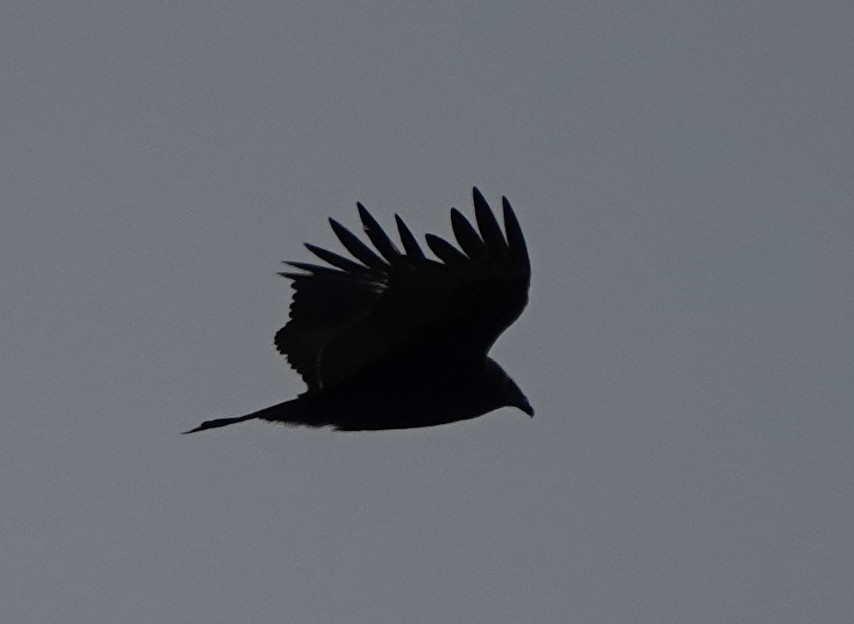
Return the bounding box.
[520,399,534,417]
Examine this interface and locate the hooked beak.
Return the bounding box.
[519,398,534,417]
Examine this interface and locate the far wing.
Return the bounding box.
[275,188,530,392]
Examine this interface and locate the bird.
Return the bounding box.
[184,187,532,433]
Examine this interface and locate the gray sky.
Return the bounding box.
[2,2,852,622]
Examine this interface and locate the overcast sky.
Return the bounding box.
[2,2,853,622]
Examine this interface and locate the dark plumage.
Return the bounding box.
[185,187,532,433]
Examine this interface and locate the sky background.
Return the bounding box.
[2,2,853,622]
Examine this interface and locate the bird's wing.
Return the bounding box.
[275,187,530,392]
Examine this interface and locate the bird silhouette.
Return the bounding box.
[184,187,532,433]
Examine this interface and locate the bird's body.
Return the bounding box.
[185,188,532,433]
[206,357,522,431]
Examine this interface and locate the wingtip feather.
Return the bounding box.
[502,196,530,267]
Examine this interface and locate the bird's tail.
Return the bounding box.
[182,413,258,434]
[182,400,304,434]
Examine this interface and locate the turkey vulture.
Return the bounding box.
[184,187,532,433]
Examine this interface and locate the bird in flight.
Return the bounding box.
[185,187,532,433]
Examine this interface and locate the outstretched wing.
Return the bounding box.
[275,187,530,393]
